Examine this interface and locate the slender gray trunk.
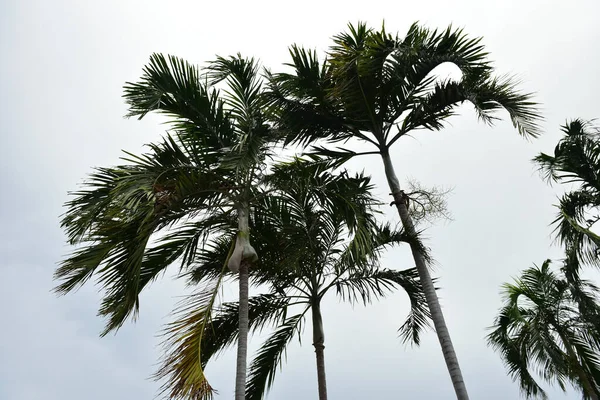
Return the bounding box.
[311,299,328,400]
[234,204,255,400]
[381,150,469,400]
[235,259,250,400]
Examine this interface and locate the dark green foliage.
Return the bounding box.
[57,53,278,399]
[267,21,541,155]
[488,261,600,398]
[534,120,600,278]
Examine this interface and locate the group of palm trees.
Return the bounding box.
[55,21,599,399]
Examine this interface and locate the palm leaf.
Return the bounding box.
[334,267,431,345]
[245,313,306,400]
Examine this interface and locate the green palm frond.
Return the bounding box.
[333,222,427,275]
[123,53,237,150]
[56,137,235,334]
[554,207,600,275]
[534,120,600,277]
[208,54,262,125]
[534,119,600,186]
[333,267,431,345]
[208,55,280,175]
[266,156,380,244]
[245,313,306,400]
[268,21,541,155]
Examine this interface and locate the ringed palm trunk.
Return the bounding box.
[381,150,469,400]
[311,298,328,400]
[231,204,257,400]
[235,259,250,400]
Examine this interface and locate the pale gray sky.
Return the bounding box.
[1,0,599,399]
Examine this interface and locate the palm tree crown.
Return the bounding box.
[488,260,600,399]
[56,53,279,399]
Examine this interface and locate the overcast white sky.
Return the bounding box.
[2,0,600,399]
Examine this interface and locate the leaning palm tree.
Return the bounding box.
[487,260,600,399]
[267,22,542,399]
[156,158,431,400]
[534,119,600,279]
[56,53,278,399]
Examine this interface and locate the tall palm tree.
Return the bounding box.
[487,260,600,399]
[267,22,542,399]
[534,119,600,279]
[56,53,278,399]
[156,158,431,400]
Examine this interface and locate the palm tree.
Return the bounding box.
[267,22,542,399]
[534,119,600,279]
[487,260,600,399]
[156,158,431,400]
[56,53,278,399]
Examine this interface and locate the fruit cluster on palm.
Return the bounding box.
[489,120,600,399]
[56,22,542,400]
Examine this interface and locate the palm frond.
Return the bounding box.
[154,282,221,400]
[334,267,431,345]
[533,119,600,278]
[155,293,289,400]
[245,313,305,400]
[268,21,542,156]
[56,139,234,335]
[123,53,237,149]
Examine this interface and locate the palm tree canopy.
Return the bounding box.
[267,22,542,154]
[487,260,600,399]
[534,120,600,277]
[156,158,432,400]
[56,53,277,335]
[55,54,283,400]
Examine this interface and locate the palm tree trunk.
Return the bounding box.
[235,258,250,400]
[311,298,328,400]
[381,150,469,400]
[234,203,256,400]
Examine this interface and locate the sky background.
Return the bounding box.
[1,0,600,399]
